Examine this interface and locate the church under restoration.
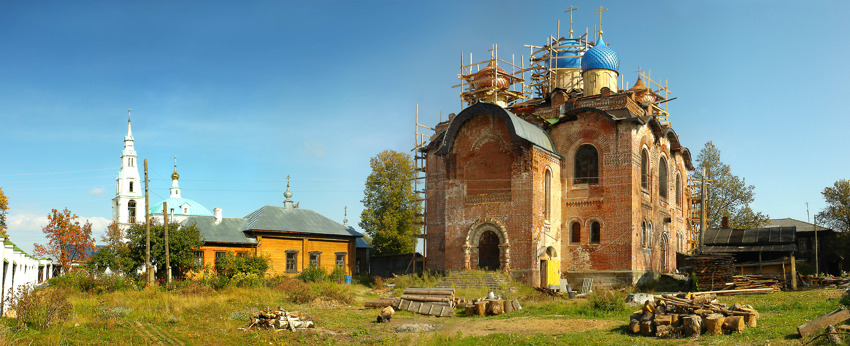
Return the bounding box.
[421,15,695,288]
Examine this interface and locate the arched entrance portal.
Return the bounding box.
[478,230,500,270]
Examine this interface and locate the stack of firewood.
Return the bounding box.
[728,275,783,291]
[628,293,759,338]
[462,295,522,316]
[687,255,735,291]
[244,307,314,331]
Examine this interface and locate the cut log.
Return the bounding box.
[670,314,680,327]
[475,301,487,316]
[487,300,503,315]
[640,320,654,336]
[722,315,746,333]
[798,308,850,338]
[744,313,758,327]
[705,313,725,335]
[683,315,701,336]
[655,324,672,338]
[403,288,455,296]
[512,299,522,311]
[465,305,476,316]
[400,295,453,303]
[654,315,672,326]
[504,299,514,314]
[629,319,641,334]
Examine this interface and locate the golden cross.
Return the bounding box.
[594,6,608,37]
[127,108,132,122]
[173,156,177,170]
[286,175,290,188]
[564,6,578,38]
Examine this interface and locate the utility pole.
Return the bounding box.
[144,159,152,286]
[807,202,819,275]
[699,167,707,254]
[164,201,171,284]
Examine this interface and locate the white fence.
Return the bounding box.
[0,237,57,314]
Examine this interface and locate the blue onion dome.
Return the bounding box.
[580,37,619,72]
[549,39,584,68]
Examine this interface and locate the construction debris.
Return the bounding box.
[797,307,850,338]
[242,307,314,331]
[627,293,759,338]
[727,275,783,291]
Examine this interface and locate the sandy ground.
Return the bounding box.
[443,316,620,337]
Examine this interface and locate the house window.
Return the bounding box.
[574,144,599,184]
[544,169,552,221]
[590,222,601,244]
[128,200,137,223]
[215,251,225,269]
[286,250,299,272]
[237,252,247,257]
[659,157,668,199]
[194,251,204,267]
[641,150,649,190]
[309,251,321,268]
[570,222,581,244]
[676,173,682,206]
[129,181,134,192]
[335,253,346,268]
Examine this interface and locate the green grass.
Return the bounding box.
[1,282,845,345]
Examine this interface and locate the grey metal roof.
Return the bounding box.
[244,205,360,237]
[704,226,796,246]
[435,102,558,156]
[183,216,255,244]
[765,218,834,233]
[703,244,797,253]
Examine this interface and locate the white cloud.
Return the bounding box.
[89,186,105,195]
[300,141,325,158]
[5,211,112,253]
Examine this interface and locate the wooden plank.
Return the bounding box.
[399,299,411,311]
[408,301,421,312]
[798,308,850,338]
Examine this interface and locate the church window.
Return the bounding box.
[642,221,653,248]
[286,250,299,272]
[336,253,346,268]
[129,181,134,193]
[544,169,552,221]
[676,173,682,206]
[194,251,204,267]
[309,251,321,268]
[570,222,581,244]
[574,144,599,184]
[128,200,137,223]
[590,221,601,244]
[659,157,668,199]
[641,150,649,190]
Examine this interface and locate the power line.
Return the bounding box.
[0,168,114,177]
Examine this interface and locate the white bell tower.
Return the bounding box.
[112,109,145,230]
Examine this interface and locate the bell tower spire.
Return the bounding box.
[113,108,145,230]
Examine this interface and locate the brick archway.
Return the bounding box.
[464,218,511,271]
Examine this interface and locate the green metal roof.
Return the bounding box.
[150,197,213,216]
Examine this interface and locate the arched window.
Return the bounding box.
[128,200,137,223]
[642,221,652,248]
[676,173,682,206]
[574,144,599,184]
[544,169,552,221]
[570,222,581,244]
[129,181,134,193]
[659,157,668,199]
[641,150,649,189]
[590,221,601,243]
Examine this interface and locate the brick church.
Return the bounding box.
[421,17,695,287]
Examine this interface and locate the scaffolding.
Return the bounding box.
[453,44,530,108]
[526,33,590,98]
[410,104,433,273]
[632,67,675,125]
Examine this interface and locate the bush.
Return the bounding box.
[214,252,270,278]
[588,290,626,312]
[5,285,71,330]
[297,266,327,283]
[231,272,262,288]
[329,266,346,283]
[286,280,316,304]
[314,281,354,304]
[50,271,137,293]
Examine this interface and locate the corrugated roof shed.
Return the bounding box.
[703,226,797,253]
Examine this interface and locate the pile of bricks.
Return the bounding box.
[628,293,759,338]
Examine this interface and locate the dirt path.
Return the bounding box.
[443,316,620,337]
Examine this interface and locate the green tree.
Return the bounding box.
[0,187,8,237]
[125,220,204,280]
[694,141,768,229]
[816,179,850,232]
[88,221,134,275]
[360,150,420,255]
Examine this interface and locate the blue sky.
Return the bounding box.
[1,1,848,254]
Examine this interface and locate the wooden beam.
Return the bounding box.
[797,308,850,338]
